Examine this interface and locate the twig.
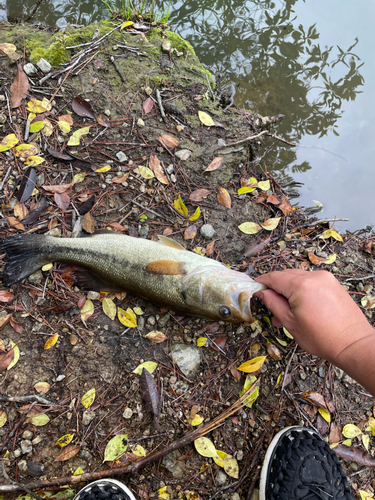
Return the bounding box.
[203,130,269,155]
[0,381,259,493]
[110,56,126,83]
[155,89,167,123]
[131,200,173,223]
[66,23,122,50]
[265,132,296,146]
[0,395,53,404]
[24,0,44,22]
[205,74,215,100]
[0,166,12,192]
[0,462,44,500]
[4,89,12,124]
[281,343,298,394]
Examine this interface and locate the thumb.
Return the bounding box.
[255,288,291,325]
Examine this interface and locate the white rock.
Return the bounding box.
[137,118,145,127]
[37,58,52,73]
[162,40,172,52]
[116,151,128,162]
[175,149,191,160]
[24,63,37,75]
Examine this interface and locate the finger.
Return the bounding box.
[272,316,282,327]
[255,269,307,299]
[256,288,292,324]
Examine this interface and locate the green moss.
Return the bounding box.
[165,30,196,56]
[63,20,113,47]
[149,75,167,87]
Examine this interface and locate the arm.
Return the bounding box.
[255,269,375,396]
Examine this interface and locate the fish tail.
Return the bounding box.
[0,234,51,287]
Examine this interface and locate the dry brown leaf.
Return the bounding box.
[329,422,342,444]
[0,314,12,330]
[10,316,23,334]
[308,252,326,266]
[266,343,283,360]
[302,391,328,410]
[0,349,14,372]
[82,212,95,233]
[43,183,74,194]
[205,239,216,256]
[97,114,111,127]
[159,134,179,149]
[244,237,271,258]
[267,195,280,205]
[189,189,211,202]
[107,222,126,232]
[10,63,29,108]
[55,444,81,462]
[112,174,129,183]
[54,192,70,210]
[143,97,154,114]
[149,153,169,184]
[7,217,25,230]
[204,157,223,173]
[184,225,197,240]
[230,366,241,383]
[279,197,293,216]
[0,291,15,303]
[59,114,73,125]
[144,331,168,343]
[217,186,231,208]
[14,202,29,221]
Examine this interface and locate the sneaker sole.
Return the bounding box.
[73,478,136,500]
[259,425,318,500]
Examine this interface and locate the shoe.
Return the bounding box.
[259,426,354,500]
[73,479,136,500]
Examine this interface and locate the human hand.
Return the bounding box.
[255,269,374,365]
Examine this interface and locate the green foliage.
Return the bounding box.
[100,0,171,23]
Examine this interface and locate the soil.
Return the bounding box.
[1,17,375,500]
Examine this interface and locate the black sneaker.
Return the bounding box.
[259,426,354,500]
[73,479,136,500]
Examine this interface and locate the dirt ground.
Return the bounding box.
[1,17,375,500]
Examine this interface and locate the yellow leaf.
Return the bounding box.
[30,121,46,133]
[24,155,45,166]
[319,229,343,241]
[144,331,167,343]
[213,450,228,467]
[41,97,52,111]
[263,315,271,327]
[257,180,271,191]
[0,43,17,54]
[137,165,154,179]
[283,327,294,339]
[189,206,201,221]
[56,434,74,447]
[103,434,128,462]
[193,247,205,256]
[157,486,170,499]
[318,407,331,423]
[174,194,188,217]
[131,444,146,457]
[197,337,207,347]
[0,410,7,428]
[73,173,86,183]
[43,119,53,136]
[121,20,134,29]
[133,307,144,315]
[359,490,375,500]
[28,112,36,121]
[238,222,262,234]
[367,417,375,435]
[7,341,19,370]
[194,437,218,458]
[275,337,287,347]
[362,434,370,452]
[223,456,239,478]
[0,133,19,152]
[133,361,157,375]
[58,121,71,133]
[342,424,362,439]
[324,253,337,264]
[361,296,375,309]
[118,307,137,328]
[261,217,280,231]
[26,99,49,113]
[198,111,215,126]
[238,186,257,194]
[276,373,283,386]
[237,356,267,373]
[31,414,50,426]
[44,333,59,350]
[14,143,38,158]
[239,375,259,408]
[81,388,96,408]
[95,165,111,173]
[342,439,352,446]
[73,467,84,475]
[102,297,116,320]
[33,382,50,393]
[67,126,90,146]
[188,414,204,426]
[42,263,53,271]
[81,299,94,322]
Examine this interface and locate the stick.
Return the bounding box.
[110,56,126,83]
[155,89,167,123]
[131,200,173,223]
[0,462,44,500]
[0,382,259,493]
[0,166,12,192]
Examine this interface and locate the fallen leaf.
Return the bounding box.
[143,97,154,114]
[266,343,283,360]
[188,414,204,426]
[81,388,96,408]
[10,63,29,108]
[97,114,111,127]
[137,165,154,179]
[31,413,50,426]
[149,153,169,184]
[244,237,271,258]
[0,43,17,54]
[0,133,19,152]
[279,197,293,216]
[55,444,81,462]
[58,120,71,133]
[197,337,207,347]
[230,366,241,382]
[67,126,91,146]
[238,356,267,373]
[258,180,271,191]
[95,165,111,173]
[7,341,19,370]
[204,157,223,173]
[44,333,59,350]
[10,316,23,334]
[0,314,12,330]
[239,375,259,408]
[0,291,15,303]
[159,134,179,149]
[184,225,197,240]
[194,437,218,458]
[223,456,239,478]
[103,297,116,320]
[261,217,280,231]
[47,149,74,161]
[329,422,342,445]
[198,111,215,127]
[267,195,280,205]
[320,229,343,242]
[174,194,188,217]
[302,392,328,410]
[318,407,331,423]
[34,382,50,394]
[82,212,95,233]
[0,349,14,372]
[56,434,74,447]
[118,307,137,328]
[0,410,7,427]
[43,183,73,194]
[189,189,211,202]
[72,96,96,119]
[14,143,38,158]
[24,155,45,166]
[81,299,94,322]
[217,186,231,208]
[144,331,167,343]
[133,361,157,375]
[308,252,326,266]
[343,424,362,439]
[189,206,200,221]
[238,222,262,234]
[104,435,128,462]
[7,216,25,230]
[140,368,161,430]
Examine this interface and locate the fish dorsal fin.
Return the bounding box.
[158,235,185,250]
[146,260,186,275]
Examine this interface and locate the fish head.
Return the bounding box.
[179,265,267,322]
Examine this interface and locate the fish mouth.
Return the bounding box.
[228,282,266,322]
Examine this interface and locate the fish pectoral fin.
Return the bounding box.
[146,260,186,275]
[64,266,123,292]
[157,235,185,250]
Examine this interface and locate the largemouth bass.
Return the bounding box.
[0,233,266,323]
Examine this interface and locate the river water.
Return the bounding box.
[3,0,374,232]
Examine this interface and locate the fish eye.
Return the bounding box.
[219,306,231,318]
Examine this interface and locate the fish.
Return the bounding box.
[0,232,266,323]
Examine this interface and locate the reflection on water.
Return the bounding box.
[4,0,372,228]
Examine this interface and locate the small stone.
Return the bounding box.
[217,138,226,147]
[137,118,145,127]
[49,228,61,237]
[145,86,152,95]
[116,151,128,163]
[277,240,286,251]
[216,469,228,485]
[28,270,43,285]
[80,449,93,461]
[172,343,201,379]
[147,316,156,326]
[27,461,45,476]
[200,224,215,239]
[166,164,174,174]
[171,174,177,183]
[162,40,172,52]
[158,313,170,327]
[82,410,95,426]
[236,450,243,461]
[300,372,306,380]
[231,494,240,500]
[162,452,184,478]
[20,440,33,454]
[37,58,52,73]
[22,430,33,440]
[104,109,111,116]
[318,366,326,378]
[14,449,22,457]
[175,149,191,160]
[32,435,43,445]
[138,225,149,238]
[24,63,38,75]
[123,407,133,419]
[0,113,6,124]
[137,316,145,331]
[18,460,28,473]
[87,291,100,301]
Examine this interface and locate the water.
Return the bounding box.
[4,0,374,231]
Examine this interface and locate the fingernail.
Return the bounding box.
[255,291,264,300]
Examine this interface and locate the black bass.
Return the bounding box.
[0,233,266,323]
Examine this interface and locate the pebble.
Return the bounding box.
[216,470,228,485]
[18,460,28,473]
[147,316,156,326]
[166,164,174,174]
[145,86,152,95]
[158,313,170,327]
[22,430,33,440]
[236,450,243,461]
[138,225,149,238]
[138,316,145,331]
[104,109,111,116]
[87,291,100,301]
[162,452,184,478]
[116,151,128,162]
[137,118,145,127]
[318,366,326,378]
[0,113,6,124]
[49,228,61,237]
[162,40,172,52]
[82,410,95,426]
[172,343,201,378]
[170,380,189,395]
[123,407,133,419]
[231,494,240,500]
[14,449,22,457]
[20,440,33,454]
[32,435,43,445]
[200,224,215,238]
[80,449,93,461]
[37,58,52,73]
[24,63,37,75]
[27,461,45,476]
[28,270,43,285]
